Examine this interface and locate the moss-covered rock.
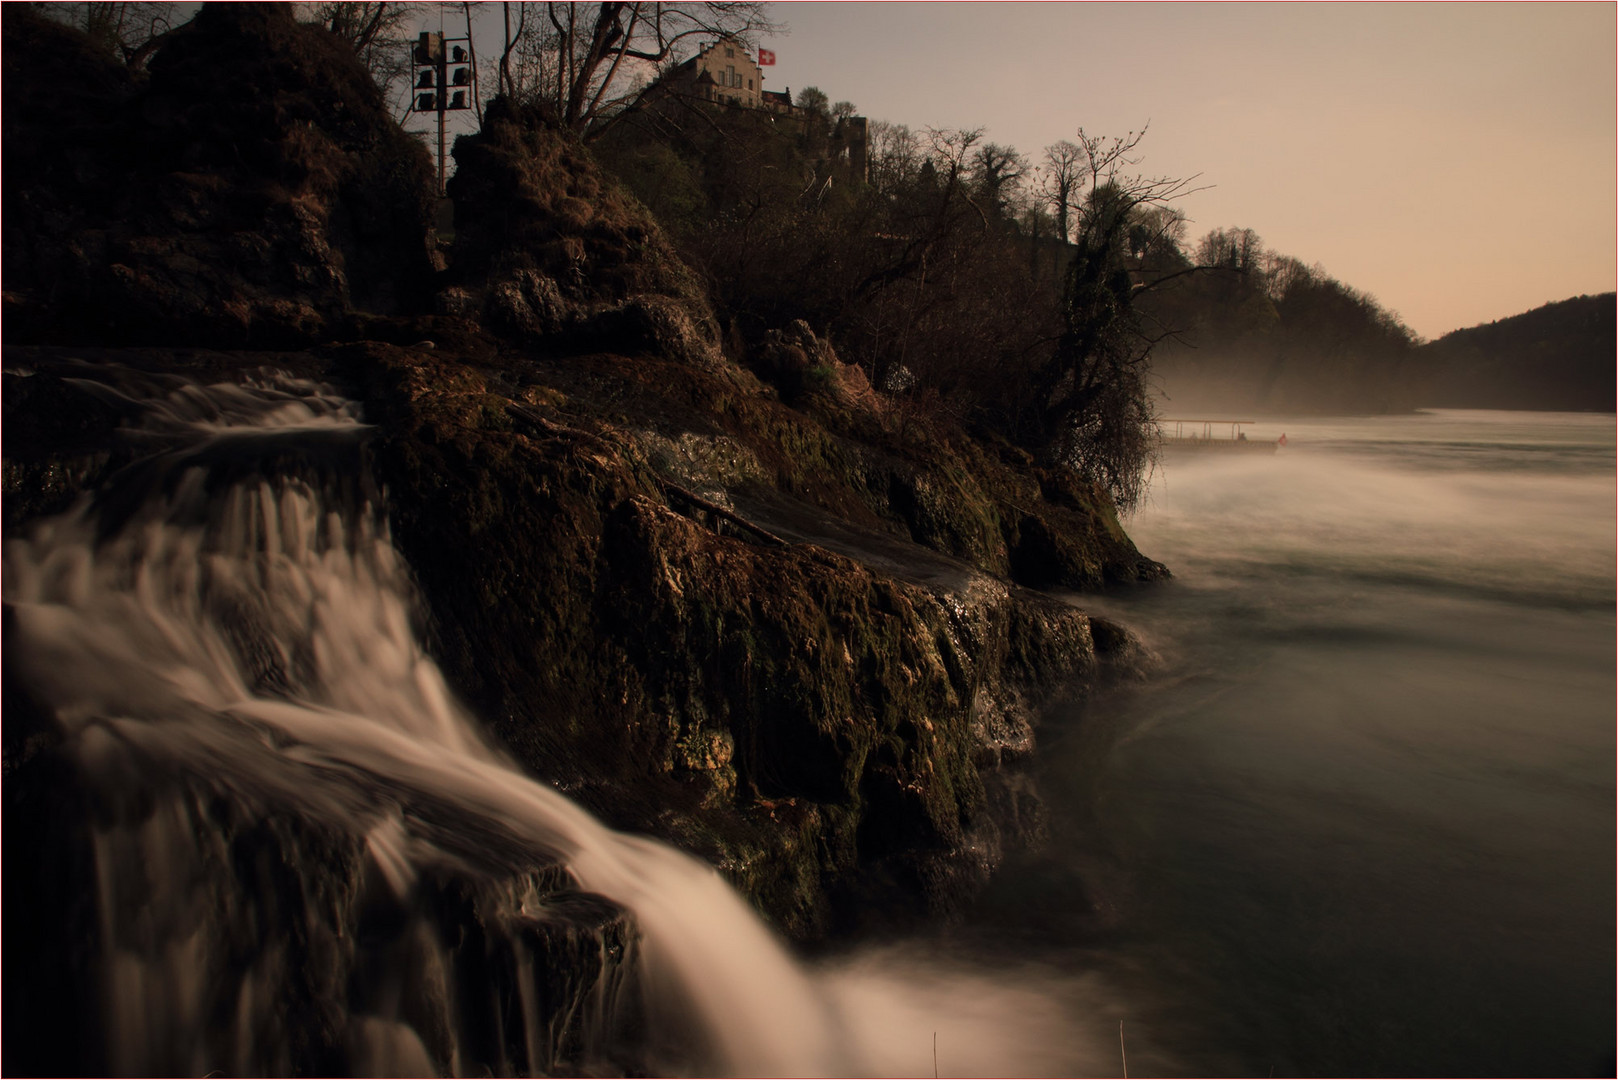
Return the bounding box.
[283,341,1140,938]
[1,2,1166,946]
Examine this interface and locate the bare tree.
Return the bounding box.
[970,141,1027,219]
[306,2,424,111]
[36,2,181,70]
[923,127,983,185]
[1027,127,1206,508]
[867,119,921,194]
[1259,252,1317,302]
[1038,139,1083,244]
[795,85,830,119]
[498,2,529,99]
[312,2,400,51]
[1194,226,1265,275]
[499,8,562,110]
[919,126,991,230]
[1130,204,1188,258]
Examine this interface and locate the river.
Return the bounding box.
[926,409,1615,1077]
[8,375,1611,1075]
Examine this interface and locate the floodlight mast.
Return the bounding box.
[413,31,475,195]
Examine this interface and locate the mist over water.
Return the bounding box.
[1005,410,1616,1076]
[11,371,1610,1075]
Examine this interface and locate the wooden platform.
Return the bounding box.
[1156,418,1280,453]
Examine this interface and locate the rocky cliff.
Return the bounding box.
[3,5,1164,1071]
[2,4,437,346]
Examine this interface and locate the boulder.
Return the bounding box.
[2,5,437,347]
[446,97,724,367]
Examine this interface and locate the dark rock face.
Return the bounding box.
[2,5,436,348]
[3,8,1170,1069]
[326,339,1152,939]
[446,98,724,369]
[1,367,126,528]
[2,686,638,1078]
[3,337,1153,946]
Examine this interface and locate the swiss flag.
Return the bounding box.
[757,47,776,65]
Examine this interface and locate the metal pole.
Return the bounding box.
[437,52,448,196]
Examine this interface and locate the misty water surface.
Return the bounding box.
[15,374,1609,1076]
[883,409,1614,1078]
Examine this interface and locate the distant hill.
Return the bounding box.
[1419,294,1615,412]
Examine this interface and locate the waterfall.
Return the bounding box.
[6,366,1119,1077]
[4,369,851,1076]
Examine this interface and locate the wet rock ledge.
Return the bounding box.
[2,3,1165,948]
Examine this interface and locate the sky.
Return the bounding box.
[757,3,1616,340]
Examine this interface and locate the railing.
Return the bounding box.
[1155,419,1281,452]
[1157,419,1256,442]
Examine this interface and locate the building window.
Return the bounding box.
[725,46,734,57]
[727,65,735,87]
[747,78,753,90]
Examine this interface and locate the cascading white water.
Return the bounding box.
[7,368,1123,1077]
[6,369,857,1076]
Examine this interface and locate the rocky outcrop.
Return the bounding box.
[2,5,436,347]
[2,0,1164,965]
[323,340,1146,938]
[2,674,639,1078]
[445,97,725,371]
[4,337,1150,945]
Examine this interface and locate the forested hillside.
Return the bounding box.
[1137,228,1425,415]
[1418,293,1615,411]
[591,102,1191,507]
[590,103,1429,428]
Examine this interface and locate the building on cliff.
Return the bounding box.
[641,37,868,184]
[661,37,768,109]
